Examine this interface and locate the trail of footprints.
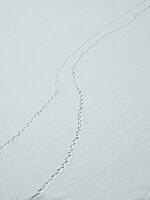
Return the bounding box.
[0,1,150,199]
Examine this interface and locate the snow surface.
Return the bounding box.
[0,0,150,199]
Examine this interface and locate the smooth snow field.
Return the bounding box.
[0,0,150,200]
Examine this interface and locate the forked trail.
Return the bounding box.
[0,1,150,200]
